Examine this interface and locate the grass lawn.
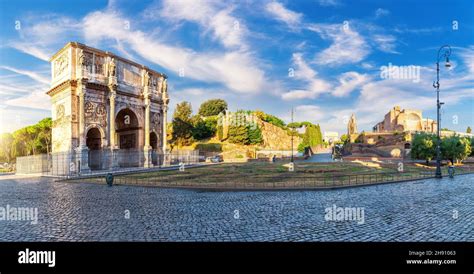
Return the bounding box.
[70,161,473,188]
[79,161,463,188]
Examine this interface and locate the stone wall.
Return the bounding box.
[257,120,302,150]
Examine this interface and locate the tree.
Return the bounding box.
[287,122,302,128]
[297,142,307,153]
[471,137,474,156]
[198,99,228,117]
[0,133,14,163]
[410,133,436,164]
[248,125,263,145]
[297,123,323,152]
[441,135,471,164]
[314,124,323,145]
[0,117,52,160]
[173,101,193,121]
[304,124,323,147]
[171,102,194,146]
[467,126,472,134]
[35,118,52,154]
[340,134,349,144]
[12,127,36,156]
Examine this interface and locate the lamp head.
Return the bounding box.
[445,57,451,68]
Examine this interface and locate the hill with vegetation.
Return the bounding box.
[168,99,325,159]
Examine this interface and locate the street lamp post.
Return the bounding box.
[291,108,294,163]
[433,45,452,179]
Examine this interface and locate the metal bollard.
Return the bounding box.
[106,173,114,186]
[448,166,455,178]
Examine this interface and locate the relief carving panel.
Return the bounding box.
[54,52,69,78]
[84,100,107,127]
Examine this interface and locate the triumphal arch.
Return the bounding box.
[47,42,169,174]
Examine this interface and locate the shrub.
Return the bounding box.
[227,125,249,145]
[253,110,286,128]
[192,117,217,140]
[217,125,224,141]
[248,126,263,145]
[194,143,222,152]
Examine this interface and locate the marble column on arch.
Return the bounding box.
[74,78,90,174]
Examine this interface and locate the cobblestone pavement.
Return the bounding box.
[0,174,472,241]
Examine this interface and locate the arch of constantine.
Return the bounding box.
[47,42,169,174]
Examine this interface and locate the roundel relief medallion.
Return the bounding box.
[96,104,106,116]
[85,101,94,114]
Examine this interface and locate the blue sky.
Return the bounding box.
[0,0,473,135]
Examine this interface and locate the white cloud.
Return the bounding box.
[0,66,50,111]
[5,90,51,111]
[286,51,474,134]
[347,63,474,132]
[375,8,390,18]
[282,90,317,100]
[307,23,370,65]
[0,83,31,95]
[9,15,80,61]
[294,105,325,121]
[282,53,331,100]
[0,66,49,85]
[83,10,266,93]
[279,104,326,124]
[360,62,376,70]
[282,105,327,123]
[265,1,302,29]
[371,34,398,54]
[9,43,51,62]
[158,0,246,50]
[317,0,341,7]
[332,71,369,97]
[291,53,316,80]
[393,27,442,34]
[458,45,474,74]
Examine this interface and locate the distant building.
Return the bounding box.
[372,106,437,133]
[440,130,474,138]
[347,114,358,135]
[323,131,339,143]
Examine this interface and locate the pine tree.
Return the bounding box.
[228,125,249,145]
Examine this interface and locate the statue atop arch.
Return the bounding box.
[108,57,116,77]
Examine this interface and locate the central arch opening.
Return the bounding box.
[116,108,141,167]
[116,108,140,149]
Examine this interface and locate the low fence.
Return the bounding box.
[15,149,199,178]
[16,154,51,174]
[71,165,474,190]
